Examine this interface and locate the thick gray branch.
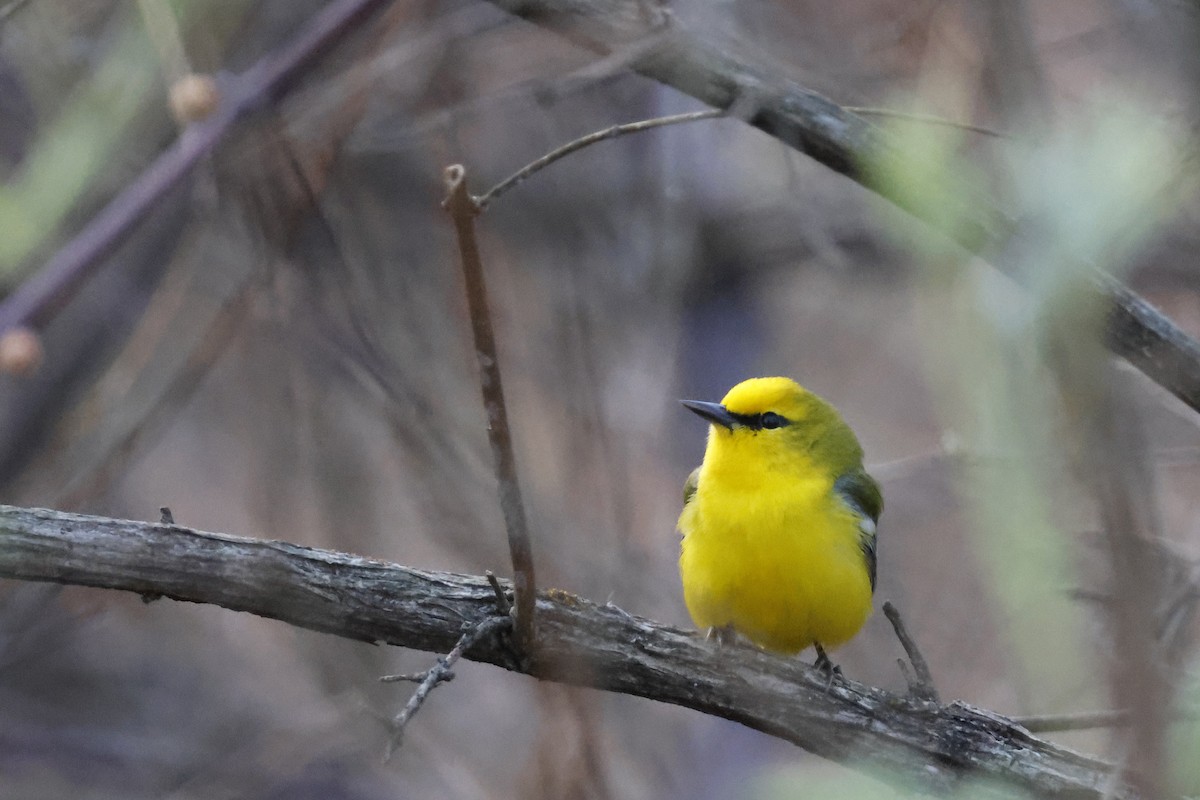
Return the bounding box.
[484,0,1200,414]
[0,505,1126,798]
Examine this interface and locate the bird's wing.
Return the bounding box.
[682,466,700,508]
[833,468,882,592]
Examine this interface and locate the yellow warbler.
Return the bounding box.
[678,377,880,664]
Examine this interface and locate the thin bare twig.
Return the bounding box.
[474,109,723,209]
[379,670,455,684]
[0,0,391,336]
[882,601,939,703]
[843,107,1008,139]
[383,615,510,759]
[1014,707,1197,734]
[443,165,537,654]
[1017,710,1128,734]
[486,569,512,615]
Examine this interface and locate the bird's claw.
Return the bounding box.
[705,625,738,648]
[813,643,843,691]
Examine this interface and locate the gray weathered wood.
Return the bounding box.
[0,504,1127,797]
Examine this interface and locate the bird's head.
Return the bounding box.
[682,377,863,476]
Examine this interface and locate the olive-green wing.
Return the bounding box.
[833,468,882,592]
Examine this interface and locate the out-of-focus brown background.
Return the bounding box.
[2,0,1200,797]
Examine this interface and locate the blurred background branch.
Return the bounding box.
[0,0,391,335]
[2,1,1200,798]
[481,0,1200,416]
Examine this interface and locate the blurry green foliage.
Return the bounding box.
[0,8,156,271]
[1168,674,1200,795]
[870,92,1179,710]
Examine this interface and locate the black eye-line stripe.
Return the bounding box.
[727,410,791,431]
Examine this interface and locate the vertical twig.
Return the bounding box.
[1046,295,1170,800]
[1089,377,1170,800]
[882,601,940,703]
[442,164,537,653]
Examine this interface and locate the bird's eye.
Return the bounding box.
[760,412,787,430]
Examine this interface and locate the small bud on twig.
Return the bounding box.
[0,327,43,376]
[169,73,220,124]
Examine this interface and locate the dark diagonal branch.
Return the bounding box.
[0,505,1130,799]
[0,0,391,335]
[480,0,1200,416]
[443,166,538,653]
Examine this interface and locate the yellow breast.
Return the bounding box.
[678,465,873,654]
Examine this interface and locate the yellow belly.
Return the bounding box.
[678,474,872,654]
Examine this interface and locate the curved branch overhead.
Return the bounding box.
[0,505,1126,799]
[485,0,1200,413]
[3,0,1196,413]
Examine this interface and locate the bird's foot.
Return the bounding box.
[813,643,843,691]
[705,624,738,648]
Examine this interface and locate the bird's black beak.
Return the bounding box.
[681,399,737,430]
